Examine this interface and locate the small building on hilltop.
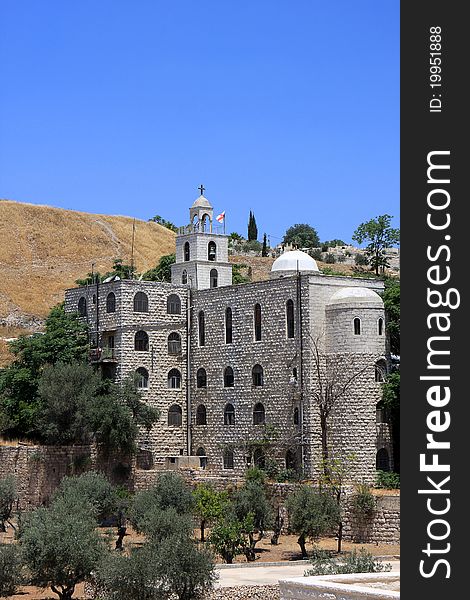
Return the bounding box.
[65,192,393,482]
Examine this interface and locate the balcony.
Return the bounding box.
[89,347,118,363]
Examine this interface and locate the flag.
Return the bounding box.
[216,211,225,223]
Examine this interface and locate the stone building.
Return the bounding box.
[65,193,393,483]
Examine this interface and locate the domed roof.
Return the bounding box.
[191,194,212,209]
[328,287,383,306]
[271,250,319,274]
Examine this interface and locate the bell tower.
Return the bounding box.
[171,187,232,290]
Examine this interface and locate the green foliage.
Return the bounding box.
[131,473,193,532]
[148,215,178,232]
[0,544,23,598]
[322,239,346,248]
[192,484,229,542]
[37,362,102,445]
[138,506,193,542]
[19,497,107,600]
[351,484,376,518]
[283,224,320,249]
[324,253,336,264]
[209,517,247,564]
[286,486,340,557]
[383,278,400,355]
[244,466,266,485]
[54,472,117,523]
[262,233,268,257]
[381,371,400,473]
[234,480,272,560]
[241,239,262,254]
[308,248,323,261]
[232,263,251,284]
[376,470,400,489]
[0,475,16,532]
[141,253,176,283]
[96,536,215,600]
[247,211,258,241]
[229,232,243,241]
[352,214,399,275]
[354,253,369,266]
[0,304,88,439]
[305,548,392,576]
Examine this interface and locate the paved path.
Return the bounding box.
[215,560,400,587]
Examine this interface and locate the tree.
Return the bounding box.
[352,215,400,276]
[53,472,117,523]
[286,486,340,558]
[0,544,23,598]
[247,211,258,241]
[383,278,400,355]
[148,215,178,233]
[0,475,16,533]
[262,233,268,257]
[283,224,320,249]
[381,371,400,473]
[37,362,102,445]
[96,535,215,600]
[19,497,107,600]
[232,264,251,285]
[209,516,248,564]
[142,254,176,283]
[322,239,346,248]
[234,480,272,561]
[192,484,228,543]
[0,304,88,439]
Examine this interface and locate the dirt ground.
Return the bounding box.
[2,525,399,600]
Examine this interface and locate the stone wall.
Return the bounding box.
[342,493,400,545]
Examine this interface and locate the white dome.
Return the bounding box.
[191,194,212,209]
[271,250,319,274]
[328,287,383,306]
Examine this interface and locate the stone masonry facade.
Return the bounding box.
[64,193,393,483]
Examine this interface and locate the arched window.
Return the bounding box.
[224,366,234,388]
[92,294,96,305]
[353,317,361,335]
[225,307,233,344]
[252,364,264,387]
[135,330,149,351]
[168,404,182,426]
[376,448,390,472]
[196,447,207,469]
[253,448,265,469]
[293,407,300,426]
[198,311,205,346]
[208,241,217,261]
[168,368,182,389]
[182,270,188,285]
[378,317,384,336]
[224,403,235,425]
[286,299,295,338]
[223,449,234,469]
[106,292,116,313]
[168,332,182,355]
[78,297,87,316]
[253,402,265,425]
[375,360,387,382]
[167,294,181,315]
[136,367,149,389]
[376,401,387,424]
[197,368,207,388]
[196,404,207,425]
[184,241,190,262]
[254,303,262,341]
[210,268,218,288]
[134,292,148,313]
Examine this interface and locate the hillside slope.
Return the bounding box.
[0,200,176,325]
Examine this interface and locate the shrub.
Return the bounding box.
[0,475,16,532]
[0,544,23,597]
[351,484,375,518]
[209,517,247,564]
[53,472,117,523]
[324,253,336,264]
[376,470,400,489]
[305,548,392,576]
[355,253,369,266]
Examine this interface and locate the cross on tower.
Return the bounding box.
[198,184,205,196]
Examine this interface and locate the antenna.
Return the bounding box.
[130,218,136,279]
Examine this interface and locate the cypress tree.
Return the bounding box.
[262,233,268,257]
[247,211,258,241]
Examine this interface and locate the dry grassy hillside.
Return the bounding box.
[0,199,176,339]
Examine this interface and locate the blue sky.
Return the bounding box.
[0,1,399,246]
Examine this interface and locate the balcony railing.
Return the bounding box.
[90,347,117,363]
